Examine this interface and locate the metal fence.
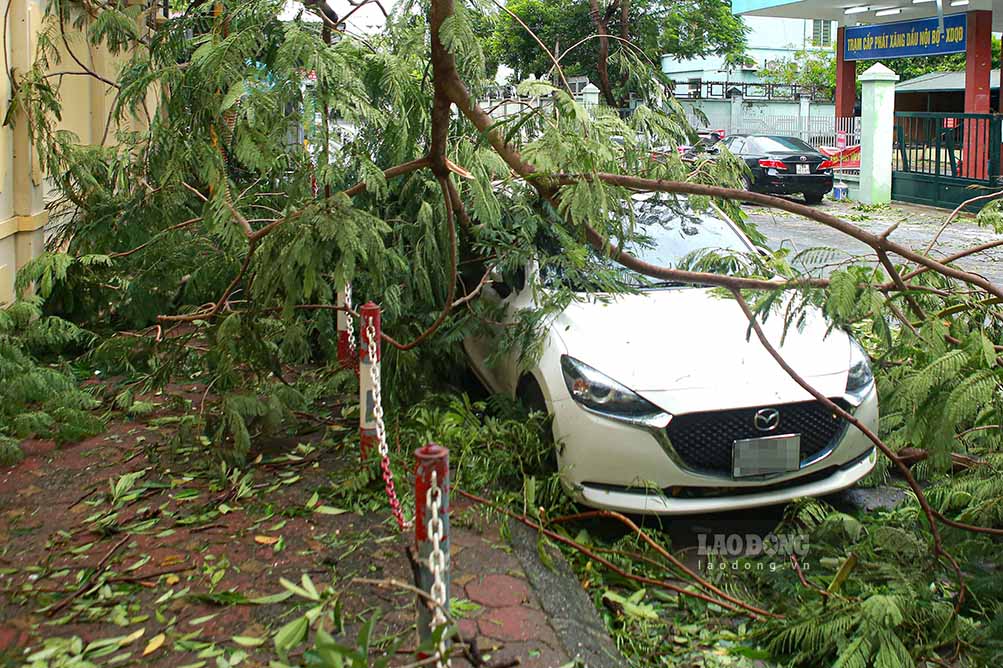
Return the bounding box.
[890,112,1002,209]
[893,112,1000,182]
[476,87,861,161]
[673,80,834,103]
[725,114,860,149]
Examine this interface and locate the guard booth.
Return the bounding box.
[732,0,1003,209]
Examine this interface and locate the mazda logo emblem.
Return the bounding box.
[754,408,781,432]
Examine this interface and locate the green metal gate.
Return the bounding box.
[892,112,1002,210]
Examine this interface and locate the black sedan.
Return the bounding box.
[717,135,834,204]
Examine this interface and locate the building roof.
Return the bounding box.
[896,71,1001,94]
[731,0,1002,30]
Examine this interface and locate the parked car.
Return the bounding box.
[718,135,835,204]
[463,194,878,515]
[652,129,724,162]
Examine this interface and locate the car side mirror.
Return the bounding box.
[489,265,526,300]
[492,280,513,299]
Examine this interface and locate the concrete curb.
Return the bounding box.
[507,521,624,668]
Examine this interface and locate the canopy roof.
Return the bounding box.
[896,70,1001,93]
[732,0,1002,30]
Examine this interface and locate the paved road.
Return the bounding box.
[743,199,1003,285]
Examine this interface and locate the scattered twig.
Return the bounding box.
[549,509,777,618]
[106,565,195,585]
[924,189,1003,254]
[790,553,829,599]
[67,484,100,510]
[46,535,130,615]
[455,487,775,619]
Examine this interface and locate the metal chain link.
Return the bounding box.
[366,316,410,531]
[344,284,357,356]
[426,470,450,667]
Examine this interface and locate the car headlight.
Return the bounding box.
[845,338,875,404]
[560,355,670,428]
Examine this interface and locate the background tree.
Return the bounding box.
[758,47,836,90]
[759,35,1003,92]
[487,0,747,106]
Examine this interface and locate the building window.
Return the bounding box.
[687,78,702,98]
[812,19,832,47]
[566,76,590,95]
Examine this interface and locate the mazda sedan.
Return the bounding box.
[463,195,878,515]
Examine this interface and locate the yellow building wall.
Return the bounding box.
[0,0,148,304]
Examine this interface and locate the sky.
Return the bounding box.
[279,0,398,33]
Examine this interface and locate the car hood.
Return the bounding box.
[552,288,850,414]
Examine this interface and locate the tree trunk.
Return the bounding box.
[618,0,630,102]
[588,0,618,107]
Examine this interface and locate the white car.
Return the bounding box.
[463,195,878,515]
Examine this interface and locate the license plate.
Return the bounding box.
[732,434,801,478]
[796,164,810,175]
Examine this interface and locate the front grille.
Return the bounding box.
[664,400,850,476]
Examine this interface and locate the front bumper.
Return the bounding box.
[552,387,878,515]
[578,449,876,515]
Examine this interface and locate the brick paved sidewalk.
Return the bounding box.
[0,413,621,667]
[447,507,622,668]
[451,529,569,667]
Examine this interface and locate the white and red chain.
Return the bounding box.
[344,283,357,356]
[365,316,409,531]
[426,470,450,666]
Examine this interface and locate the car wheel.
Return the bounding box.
[517,375,559,473]
[742,175,753,191]
[804,192,824,205]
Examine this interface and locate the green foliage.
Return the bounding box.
[759,36,1003,92]
[5,0,756,465]
[0,298,103,459]
[739,491,1002,667]
[327,392,563,517]
[759,47,836,90]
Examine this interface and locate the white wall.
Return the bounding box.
[678,97,838,143]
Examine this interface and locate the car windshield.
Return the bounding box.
[613,198,753,283]
[540,196,757,291]
[746,136,816,153]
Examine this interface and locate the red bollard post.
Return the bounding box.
[359,302,381,460]
[415,443,450,654]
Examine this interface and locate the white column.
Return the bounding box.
[729,92,744,135]
[859,63,899,205]
[799,96,811,142]
[581,83,600,107]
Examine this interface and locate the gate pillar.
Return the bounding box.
[859,63,898,205]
